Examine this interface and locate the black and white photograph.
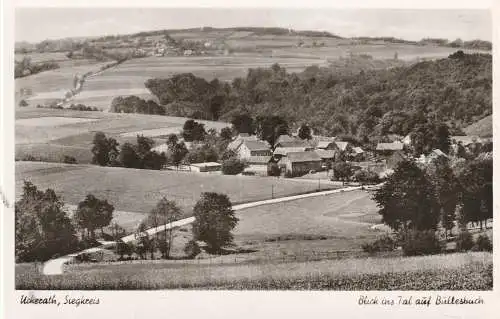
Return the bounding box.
[2,3,498,316]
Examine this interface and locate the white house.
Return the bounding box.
[190,162,222,173]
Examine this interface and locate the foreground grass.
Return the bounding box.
[16,252,492,290]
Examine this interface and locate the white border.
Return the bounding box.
[2,1,499,319]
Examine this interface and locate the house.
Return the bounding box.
[227,133,259,151]
[335,141,352,153]
[417,149,449,165]
[350,146,365,161]
[273,146,309,160]
[152,143,169,154]
[274,135,312,149]
[280,151,322,177]
[375,141,404,154]
[190,162,221,173]
[315,149,336,168]
[402,134,412,145]
[236,140,272,160]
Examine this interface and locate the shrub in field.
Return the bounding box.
[362,234,397,253]
[184,240,201,258]
[62,155,77,164]
[221,157,246,175]
[473,234,492,252]
[401,230,442,256]
[455,231,474,252]
[19,99,29,107]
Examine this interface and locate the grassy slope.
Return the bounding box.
[15,161,340,216]
[15,108,230,163]
[464,115,492,137]
[15,252,492,290]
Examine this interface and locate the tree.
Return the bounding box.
[298,124,312,140]
[353,169,379,185]
[166,134,178,150]
[91,132,119,166]
[220,127,233,141]
[255,115,289,146]
[332,162,354,185]
[426,156,458,238]
[119,142,140,168]
[221,157,246,175]
[15,181,78,262]
[456,158,492,229]
[148,198,182,259]
[182,119,206,142]
[135,223,155,259]
[170,142,188,168]
[372,160,440,232]
[231,113,254,134]
[74,194,114,240]
[192,192,238,251]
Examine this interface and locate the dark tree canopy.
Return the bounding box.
[15,181,78,262]
[91,132,119,166]
[373,160,440,232]
[298,124,312,140]
[74,194,114,240]
[255,115,289,146]
[192,192,239,251]
[182,120,206,142]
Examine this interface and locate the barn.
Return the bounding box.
[280,151,322,177]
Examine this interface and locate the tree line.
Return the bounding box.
[136,52,490,143]
[15,180,239,262]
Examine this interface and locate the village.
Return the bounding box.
[151,126,492,184]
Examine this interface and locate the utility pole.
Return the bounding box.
[272,185,274,199]
[318,178,321,191]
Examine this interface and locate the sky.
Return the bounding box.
[15,8,492,43]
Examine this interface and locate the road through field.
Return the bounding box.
[42,184,381,275]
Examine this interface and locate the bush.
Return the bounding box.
[184,240,201,258]
[361,234,396,253]
[473,234,492,252]
[221,157,246,175]
[19,99,29,107]
[62,155,77,164]
[401,230,442,256]
[455,231,474,252]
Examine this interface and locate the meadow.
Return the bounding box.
[15,161,341,218]
[15,252,492,290]
[15,108,230,162]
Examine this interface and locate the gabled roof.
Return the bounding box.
[227,134,260,150]
[275,135,296,144]
[286,151,321,163]
[315,149,336,159]
[352,147,364,154]
[316,140,336,149]
[242,140,271,151]
[430,149,448,158]
[335,141,350,151]
[376,142,404,151]
[274,147,308,156]
[277,140,311,148]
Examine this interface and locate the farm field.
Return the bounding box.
[72,55,328,109]
[15,161,341,218]
[15,108,230,163]
[15,60,112,107]
[15,252,492,290]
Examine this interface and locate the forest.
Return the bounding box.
[142,51,491,140]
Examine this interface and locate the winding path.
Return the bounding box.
[42,183,382,275]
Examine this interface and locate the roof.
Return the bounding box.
[275,135,296,144]
[352,147,364,154]
[286,151,321,163]
[277,140,312,148]
[227,134,260,150]
[451,135,479,145]
[376,142,404,151]
[430,149,448,158]
[241,140,271,151]
[246,156,272,164]
[335,141,350,151]
[274,147,308,156]
[316,140,335,149]
[152,143,169,153]
[190,162,221,168]
[315,149,336,159]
